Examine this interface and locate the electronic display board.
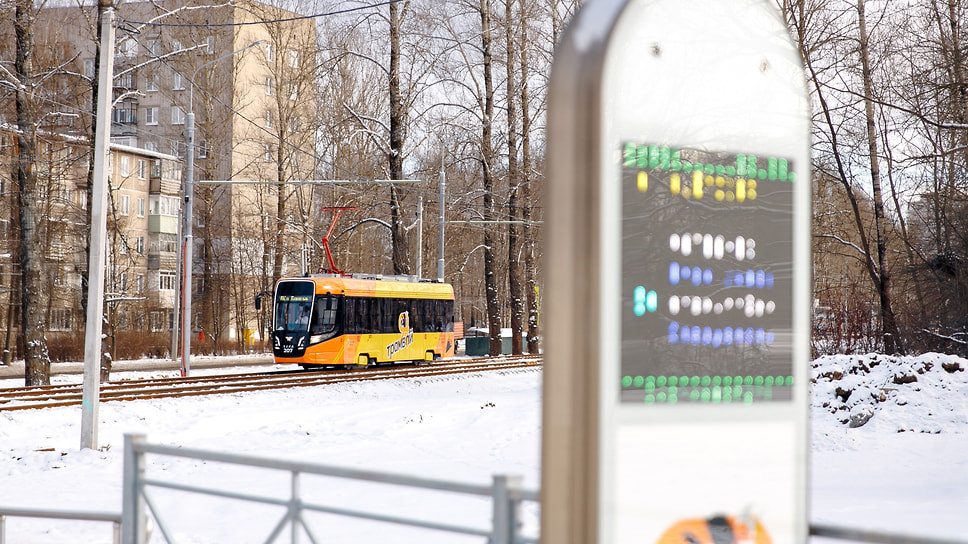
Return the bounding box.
[621,144,795,405]
[541,0,811,543]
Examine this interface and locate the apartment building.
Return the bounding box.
[107,144,183,334]
[2,0,318,351]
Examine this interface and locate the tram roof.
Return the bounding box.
[277,274,454,300]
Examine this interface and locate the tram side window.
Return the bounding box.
[444,300,455,332]
[312,295,339,334]
[367,298,380,333]
[381,298,395,333]
[343,298,356,334]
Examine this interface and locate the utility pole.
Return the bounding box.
[437,167,445,283]
[81,5,115,450]
[416,196,423,278]
[180,40,264,377]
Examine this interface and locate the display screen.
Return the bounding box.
[621,143,795,404]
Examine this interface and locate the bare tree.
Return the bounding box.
[10,0,52,385]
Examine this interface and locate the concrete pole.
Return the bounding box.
[416,196,423,279]
[180,111,194,377]
[81,7,115,450]
[437,168,445,283]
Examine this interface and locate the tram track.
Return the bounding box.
[0,355,542,412]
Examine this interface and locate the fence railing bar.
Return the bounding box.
[141,475,495,537]
[297,512,322,544]
[296,499,492,537]
[141,487,176,544]
[0,507,122,544]
[260,509,291,544]
[810,524,968,544]
[134,442,493,496]
[141,478,291,508]
[0,507,121,523]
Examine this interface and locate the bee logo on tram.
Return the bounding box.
[386,311,414,359]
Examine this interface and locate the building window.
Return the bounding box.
[83,59,95,78]
[146,107,159,125]
[160,271,176,291]
[265,43,274,62]
[171,106,185,125]
[119,38,136,58]
[119,194,130,216]
[202,36,214,55]
[265,77,274,96]
[172,39,183,52]
[146,74,158,92]
[264,144,273,162]
[264,110,272,128]
[145,39,160,57]
[136,274,145,293]
[136,236,145,254]
[112,102,137,125]
[288,83,298,101]
[145,141,158,152]
[150,310,168,332]
[50,308,73,331]
[138,159,147,179]
[119,272,128,293]
[288,49,298,69]
[115,71,134,89]
[137,197,146,217]
[170,141,184,158]
[172,71,185,91]
[120,156,131,177]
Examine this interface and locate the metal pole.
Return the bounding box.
[121,433,147,544]
[170,212,182,362]
[178,40,264,377]
[290,471,300,544]
[180,111,194,377]
[81,6,115,451]
[416,196,423,279]
[437,167,445,283]
[491,474,523,544]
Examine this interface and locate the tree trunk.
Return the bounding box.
[857,0,904,354]
[15,0,51,385]
[480,0,502,356]
[520,0,539,354]
[388,1,409,275]
[505,0,523,355]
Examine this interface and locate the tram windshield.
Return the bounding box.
[274,281,314,332]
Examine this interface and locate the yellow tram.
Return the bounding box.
[269,274,455,368]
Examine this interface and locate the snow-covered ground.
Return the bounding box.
[2,353,968,542]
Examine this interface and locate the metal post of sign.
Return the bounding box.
[543,1,811,543]
[81,7,116,451]
[179,40,264,377]
[437,167,445,283]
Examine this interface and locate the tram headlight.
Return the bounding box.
[310,334,325,345]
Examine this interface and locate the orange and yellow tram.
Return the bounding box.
[269,274,455,368]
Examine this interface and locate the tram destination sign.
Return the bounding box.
[621,144,795,405]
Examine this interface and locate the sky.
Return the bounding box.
[1,353,967,543]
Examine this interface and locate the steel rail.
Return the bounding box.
[0,355,541,411]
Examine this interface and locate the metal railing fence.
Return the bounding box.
[4,436,962,544]
[122,433,539,544]
[0,506,121,544]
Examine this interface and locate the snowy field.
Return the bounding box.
[1,353,968,542]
